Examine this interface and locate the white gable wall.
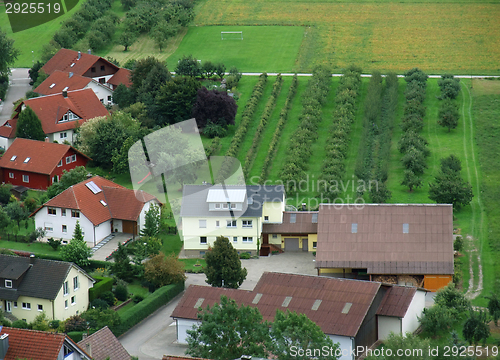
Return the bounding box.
[378,316,401,340]
[35,206,94,242]
[176,318,200,344]
[49,130,77,145]
[402,289,426,334]
[328,335,355,360]
[0,136,14,150]
[85,81,113,104]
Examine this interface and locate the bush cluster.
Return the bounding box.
[318,66,362,200]
[175,56,226,80]
[243,74,284,178]
[398,68,430,191]
[279,66,332,196]
[259,75,298,183]
[215,73,268,183]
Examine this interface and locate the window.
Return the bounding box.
[107,95,112,103]
[62,225,67,233]
[215,203,221,209]
[222,203,229,209]
[351,223,358,233]
[312,213,318,223]
[44,223,53,232]
[60,132,67,139]
[290,214,296,223]
[99,78,105,84]
[71,296,76,305]
[242,237,253,243]
[313,241,317,249]
[48,207,56,215]
[199,220,207,228]
[264,216,269,221]
[233,236,238,243]
[65,300,68,309]
[13,302,17,308]
[91,67,96,73]
[61,209,66,217]
[227,220,237,228]
[22,302,31,310]
[57,160,62,167]
[63,281,69,295]
[52,175,59,183]
[66,156,71,164]
[22,175,29,183]
[242,220,253,228]
[71,210,80,218]
[272,234,278,239]
[403,223,409,234]
[71,154,76,162]
[100,65,105,71]
[5,280,12,288]
[73,276,78,290]
[200,236,207,244]
[38,304,43,311]
[216,220,220,228]
[200,251,206,256]
[8,172,13,179]
[230,203,236,209]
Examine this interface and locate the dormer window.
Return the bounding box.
[5,279,12,288]
[60,111,80,123]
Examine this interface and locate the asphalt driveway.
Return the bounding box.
[0,68,31,125]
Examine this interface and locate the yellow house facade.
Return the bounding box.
[0,254,94,323]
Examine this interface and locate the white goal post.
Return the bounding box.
[221,31,243,40]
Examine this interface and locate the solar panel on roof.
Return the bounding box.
[85,181,102,194]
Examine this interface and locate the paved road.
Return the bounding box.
[119,252,317,360]
[0,68,31,125]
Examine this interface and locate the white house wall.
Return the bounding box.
[49,130,76,145]
[113,219,123,232]
[85,82,113,104]
[0,137,14,150]
[328,335,355,360]
[402,289,426,334]
[52,266,92,321]
[93,220,111,245]
[176,318,200,344]
[377,316,401,340]
[35,207,94,243]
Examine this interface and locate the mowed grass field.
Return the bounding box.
[165,26,304,73]
[193,0,500,74]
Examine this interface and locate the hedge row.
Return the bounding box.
[89,276,114,302]
[215,74,268,183]
[243,74,284,178]
[259,75,299,183]
[279,66,332,196]
[205,137,221,157]
[113,281,184,337]
[398,68,429,191]
[318,66,362,200]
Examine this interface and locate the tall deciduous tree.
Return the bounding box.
[0,30,20,77]
[186,295,271,360]
[271,310,339,360]
[486,293,500,326]
[191,87,237,130]
[438,99,459,132]
[46,166,88,199]
[205,236,247,289]
[119,31,138,52]
[144,253,186,287]
[61,221,92,267]
[5,201,27,227]
[175,55,201,77]
[151,20,179,51]
[462,309,490,346]
[401,169,422,192]
[0,206,11,230]
[15,107,46,141]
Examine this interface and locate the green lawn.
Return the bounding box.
[180,258,206,271]
[0,238,59,255]
[164,26,305,73]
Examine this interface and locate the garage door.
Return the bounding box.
[424,275,452,292]
[284,238,299,252]
[122,220,137,235]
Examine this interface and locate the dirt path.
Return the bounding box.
[461,82,485,300]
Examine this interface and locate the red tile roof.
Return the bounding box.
[1,89,109,138]
[0,327,65,360]
[0,138,90,175]
[0,119,16,138]
[108,68,132,88]
[377,286,417,318]
[316,204,454,275]
[33,176,158,225]
[34,70,92,95]
[171,272,383,337]
[42,48,118,76]
[78,326,131,360]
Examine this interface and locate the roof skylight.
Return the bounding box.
[63,86,69,91]
[10,155,16,161]
[252,293,263,305]
[341,302,353,314]
[194,298,204,308]
[49,83,56,89]
[312,299,322,311]
[23,157,30,163]
[282,296,292,308]
[100,200,107,206]
[70,63,75,67]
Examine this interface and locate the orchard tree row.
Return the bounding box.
[437,74,461,132]
[398,68,430,192]
[318,66,362,201]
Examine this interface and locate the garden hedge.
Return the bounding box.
[89,276,114,302]
[113,281,184,337]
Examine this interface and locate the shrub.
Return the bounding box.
[47,237,61,250]
[64,315,87,332]
[67,331,84,343]
[133,294,145,303]
[100,290,116,306]
[49,319,60,329]
[114,283,129,301]
[239,252,251,259]
[90,298,110,310]
[203,121,227,138]
[454,236,464,252]
[11,320,29,329]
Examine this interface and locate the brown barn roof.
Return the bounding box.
[42,48,118,77]
[35,70,92,95]
[0,138,90,175]
[263,211,318,234]
[108,68,132,88]
[377,286,417,318]
[315,204,454,275]
[78,326,131,360]
[172,272,383,337]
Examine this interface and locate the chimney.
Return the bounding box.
[0,333,9,360]
[62,90,68,98]
[85,343,92,357]
[77,51,81,60]
[44,137,49,143]
[69,72,73,78]
[87,49,91,55]
[301,203,307,211]
[29,254,35,265]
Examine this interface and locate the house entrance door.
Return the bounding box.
[6,301,12,312]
